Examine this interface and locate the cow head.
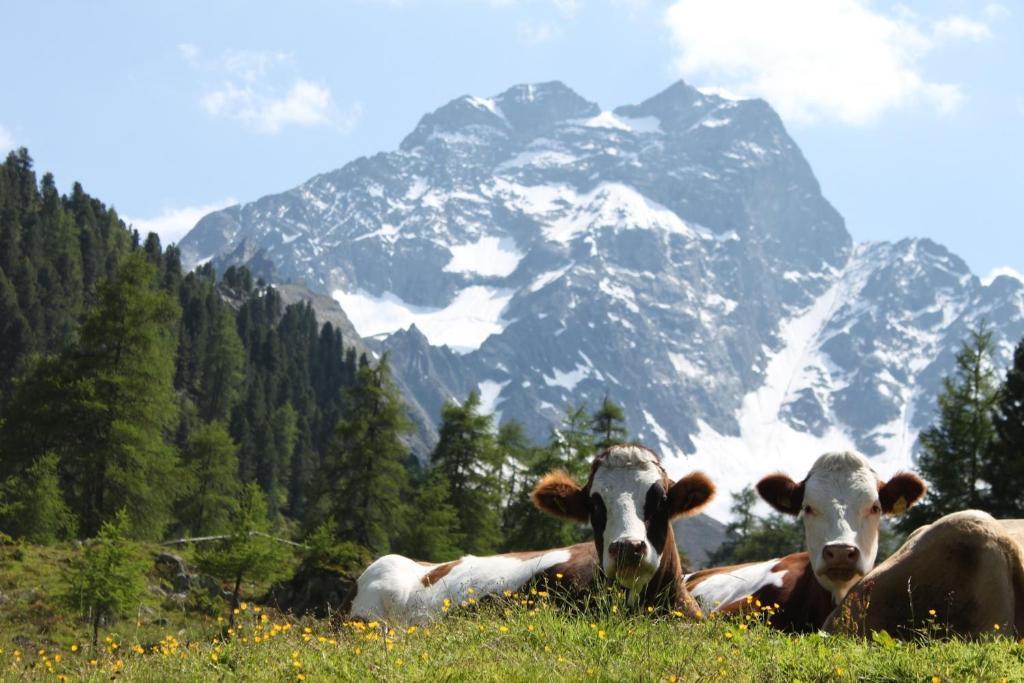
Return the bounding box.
[757,451,926,600]
[532,444,714,590]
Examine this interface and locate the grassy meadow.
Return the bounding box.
[2,542,1023,682]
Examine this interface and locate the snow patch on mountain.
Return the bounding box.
[443,236,524,277]
[983,266,1024,286]
[333,286,514,352]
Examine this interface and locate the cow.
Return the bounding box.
[685,451,927,632]
[346,444,715,624]
[824,510,1024,639]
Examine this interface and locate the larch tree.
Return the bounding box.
[322,356,411,556]
[987,336,1024,517]
[431,392,504,555]
[899,325,1000,532]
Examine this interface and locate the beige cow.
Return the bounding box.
[825,510,1024,638]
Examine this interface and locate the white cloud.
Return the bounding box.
[984,3,1011,21]
[125,198,237,246]
[0,125,14,152]
[201,79,361,134]
[932,16,992,42]
[518,20,561,44]
[982,266,1024,287]
[663,0,995,125]
[181,46,360,134]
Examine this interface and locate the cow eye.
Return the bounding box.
[802,505,814,515]
[869,503,881,515]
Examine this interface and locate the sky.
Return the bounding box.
[1,0,1021,280]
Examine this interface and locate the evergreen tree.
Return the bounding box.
[198,307,245,423]
[707,486,803,565]
[401,466,463,561]
[988,336,1024,516]
[321,357,410,555]
[177,421,241,537]
[551,403,596,473]
[2,253,182,538]
[61,510,147,646]
[0,269,32,402]
[432,392,503,555]
[900,325,1001,531]
[0,452,77,543]
[195,483,290,628]
[590,395,627,450]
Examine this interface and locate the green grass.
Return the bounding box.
[2,544,1023,681]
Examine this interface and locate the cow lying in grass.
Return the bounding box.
[346,444,714,624]
[825,510,1024,638]
[685,451,926,632]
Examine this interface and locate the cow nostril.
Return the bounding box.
[822,544,860,566]
[609,540,646,563]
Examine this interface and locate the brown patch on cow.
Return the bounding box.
[878,472,927,515]
[711,552,835,633]
[757,474,805,515]
[421,560,462,587]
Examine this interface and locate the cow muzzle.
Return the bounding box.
[609,539,647,566]
[821,543,861,582]
[606,539,655,586]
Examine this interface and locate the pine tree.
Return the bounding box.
[707,486,803,565]
[195,483,290,628]
[2,253,183,538]
[198,307,245,423]
[0,269,32,402]
[432,392,503,555]
[900,325,1001,531]
[551,403,596,474]
[322,357,411,556]
[590,395,628,450]
[401,467,463,561]
[177,422,241,537]
[61,510,147,646]
[988,337,1024,516]
[0,452,77,543]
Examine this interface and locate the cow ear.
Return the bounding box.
[667,472,715,519]
[757,474,804,515]
[879,472,927,515]
[532,470,589,522]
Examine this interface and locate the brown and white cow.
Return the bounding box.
[824,510,1024,638]
[685,451,926,632]
[346,444,714,623]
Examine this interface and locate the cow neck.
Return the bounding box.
[635,522,702,617]
[768,552,836,632]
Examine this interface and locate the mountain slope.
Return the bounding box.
[180,81,1024,520]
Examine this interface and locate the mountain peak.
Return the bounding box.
[492,81,600,129]
[614,79,721,128]
[400,81,598,150]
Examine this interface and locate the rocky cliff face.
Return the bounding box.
[180,80,1024,520]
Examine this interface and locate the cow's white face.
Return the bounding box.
[531,444,715,591]
[758,451,926,601]
[588,447,666,587]
[800,455,883,597]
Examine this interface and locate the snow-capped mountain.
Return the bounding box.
[180,81,1024,521]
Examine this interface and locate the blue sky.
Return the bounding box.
[1,0,1021,279]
